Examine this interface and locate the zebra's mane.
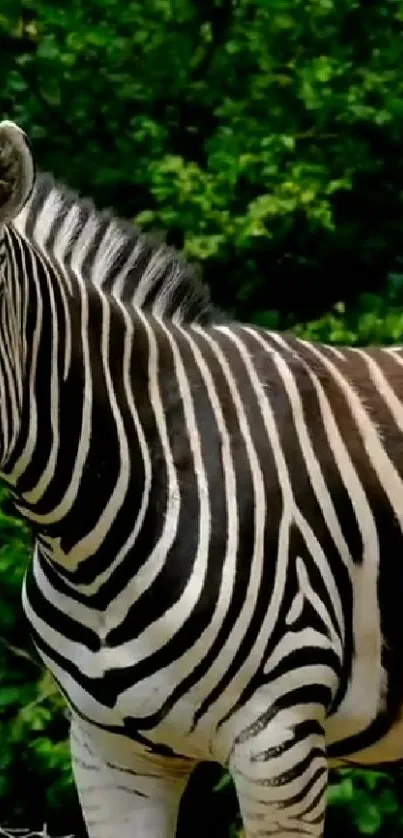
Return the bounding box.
[13,171,214,325]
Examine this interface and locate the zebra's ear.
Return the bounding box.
[0,121,35,224]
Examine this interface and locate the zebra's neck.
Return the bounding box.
[0,226,152,578]
[0,224,46,469]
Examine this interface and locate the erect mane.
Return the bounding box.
[12,171,214,325]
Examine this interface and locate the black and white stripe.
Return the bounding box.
[0,120,403,838]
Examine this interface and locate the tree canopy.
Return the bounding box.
[2,0,403,324]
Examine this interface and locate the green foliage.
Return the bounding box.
[328,769,403,836]
[293,274,403,346]
[1,0,403,320]
[0,490,74,827]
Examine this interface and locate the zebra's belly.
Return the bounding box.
[23,551,265,763]
[331,714,403,768]
[23,583,240,762]
[33,638,219,761]
[32,623,220,756]
[29,599,403,769]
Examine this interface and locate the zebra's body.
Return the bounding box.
[0,120,402,837]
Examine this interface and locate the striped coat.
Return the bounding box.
[0,119,402,838]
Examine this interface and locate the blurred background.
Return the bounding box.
[1,0,403,835]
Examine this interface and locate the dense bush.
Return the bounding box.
[1,0,403,835]
[2,0,403,322]
[0,494,76,833]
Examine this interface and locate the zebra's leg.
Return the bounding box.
[230,716,327,838]
[70,718,195,838]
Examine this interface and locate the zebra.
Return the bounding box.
[0,118,403,838]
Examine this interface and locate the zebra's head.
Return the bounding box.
[0,122,36,473]
[0,121,35,228]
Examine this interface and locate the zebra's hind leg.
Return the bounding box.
[70,718,195,838]
[230,716,327,837]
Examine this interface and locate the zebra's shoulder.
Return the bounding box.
[13,170,215,325]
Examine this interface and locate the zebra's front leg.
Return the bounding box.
[230,715,327,838]
[70,718,195,838]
